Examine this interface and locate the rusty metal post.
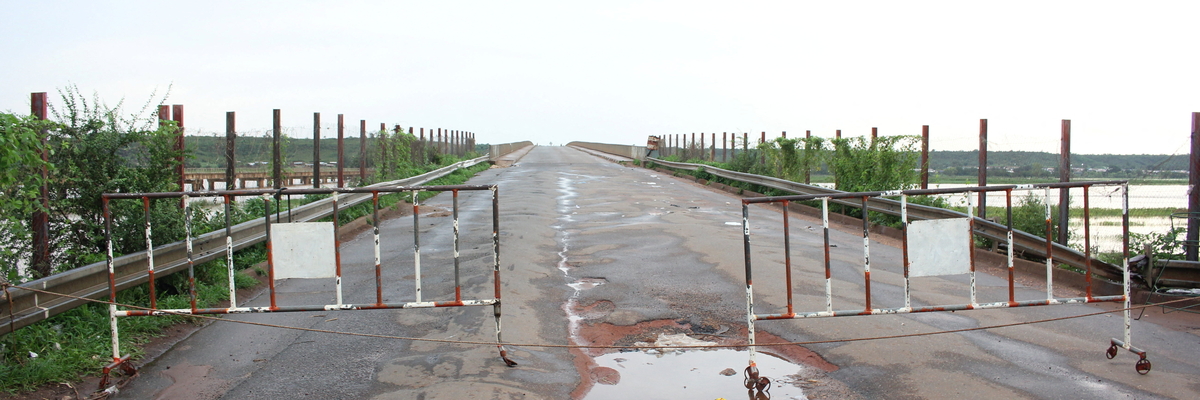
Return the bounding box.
[419,127,426,164]
[805,130,812,185]
[272,110,282,190]
[920,125,929,189]
[700,132,706,160]
[313,113,321,188]
[1058,120,1071,245]
[31,93,50,277]
[172,105,185,195]
[743,132,748,152]
[836,129,841,139]
[711,132,716,161]
[979,119,988,218]
[1189,112,1200,261]
[782,130,787,139]
[723,132,728,162]
[225,112,236,190]
[337,114,345,188]
[871,127,877,146]
[438,128,443,155]
[360,120,366,185]
[760,131,766,164]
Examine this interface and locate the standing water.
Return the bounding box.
[556,172,810,399]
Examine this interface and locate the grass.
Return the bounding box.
[0,158,489,394]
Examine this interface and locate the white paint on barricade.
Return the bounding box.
[98,184,518,391]
[738,181,1150,393]
[271,222,337,280]
[907,217,972,277]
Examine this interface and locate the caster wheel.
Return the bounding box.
[1105,345,1118,360]
[1135,358,1151,375]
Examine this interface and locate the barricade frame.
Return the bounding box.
[739,181,1147,390]
[99,185,515,389]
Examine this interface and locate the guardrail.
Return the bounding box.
[489,141,534,160]
[643,157,1127,282]
[1,156,488,335]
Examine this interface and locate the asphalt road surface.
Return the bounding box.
[117,146,1200,399]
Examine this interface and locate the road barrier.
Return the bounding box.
[738,181,1147,391]
[1,157,488,335]
[96,183,514,389]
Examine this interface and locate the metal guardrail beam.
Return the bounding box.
[645,157,1126,282]
[2,157,488,335]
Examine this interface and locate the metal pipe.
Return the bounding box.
[144,197,156,309]
[782,200,793,316]
[453,189,461,302]
[333,191,343,307]
[861,196,871,314]
[373,192,382,306]
[413,191,422,302]
[264,196,277,310]
[823,197,832,313]
[224,195,236,306]
[901,194,911,310]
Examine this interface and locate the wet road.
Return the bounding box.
[117,146,1200,399]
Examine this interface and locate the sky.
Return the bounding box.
[2,0,1198,155]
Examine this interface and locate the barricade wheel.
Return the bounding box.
[1136,358,1151,375]
[743,366,759,389]
[1105,345,1118,359]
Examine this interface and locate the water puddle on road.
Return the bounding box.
[586,348,809,399]
[555,172,811,399]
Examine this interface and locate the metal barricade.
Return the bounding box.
[738,181,1146,391]
[98,185,515,389]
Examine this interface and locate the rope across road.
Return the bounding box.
[5,283,1190,351]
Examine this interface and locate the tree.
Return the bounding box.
[0,86,184,282]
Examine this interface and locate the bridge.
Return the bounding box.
[183,167,371,189]
[113,145,1198,399]
[4,144,1198,399]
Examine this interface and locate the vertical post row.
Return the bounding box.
[272,110,282,190]
[360,120,367,185]
[173,105,185,199]
[313,113,321,188]
[226,112,237,190]
[1058,120,1072,246]
[920,125,929,189]
[804,130,812,185]
[337,114,345,188]
[30,93,50,278]
[979,119,988,219]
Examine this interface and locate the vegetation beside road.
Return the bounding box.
[0,87,490,394]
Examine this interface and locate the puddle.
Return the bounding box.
[586,348,809,399]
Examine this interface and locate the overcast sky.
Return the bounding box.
[3,1,1198,155]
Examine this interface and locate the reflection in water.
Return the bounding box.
[585,348,808,399]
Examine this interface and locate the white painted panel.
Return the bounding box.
[271,222,336,280]
[908,218,971,277]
